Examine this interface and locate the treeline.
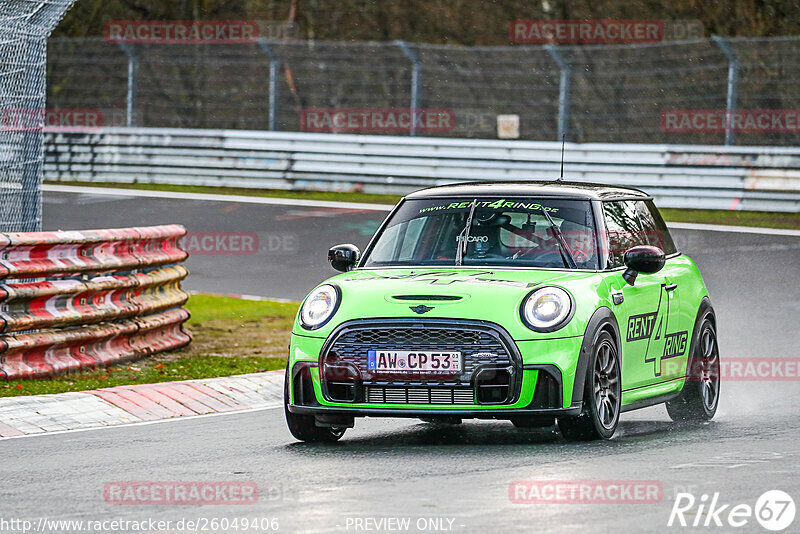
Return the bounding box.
[53,0,800,43]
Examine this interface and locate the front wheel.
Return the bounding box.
[666,318,720,422]
[284,366,346,442]
[559,331,621,441]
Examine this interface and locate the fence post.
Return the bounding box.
[546,45,571,142]
[0,0,78,232]
[256,39,280,131]
[712,36,739,146]
[395,40,422,136]
[119,43,138,127]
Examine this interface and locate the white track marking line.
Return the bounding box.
[42,184,393,211]
[44,184,799,236]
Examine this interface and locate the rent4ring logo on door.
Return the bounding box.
[625,286,689,376]
[626,312,657,341]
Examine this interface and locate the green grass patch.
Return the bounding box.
[659,208,800,230]
[185,293,298,324]
[0,294,300,397]
[47,181,799,229]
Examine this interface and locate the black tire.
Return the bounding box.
[284,366,346,443]
[510,416,555,428]
[666,318,720,422]
[558,331,621,441]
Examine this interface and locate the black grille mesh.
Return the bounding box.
[324,323,515,387]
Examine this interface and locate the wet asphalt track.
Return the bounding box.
[0,189,797,533]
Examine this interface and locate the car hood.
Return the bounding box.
[295,267,607,340]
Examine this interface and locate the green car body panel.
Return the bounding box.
[284,181,717,437]
[289,257,708,410]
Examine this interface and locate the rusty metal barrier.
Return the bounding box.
[0,225,191,380]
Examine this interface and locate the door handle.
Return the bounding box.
[665,283,678,292]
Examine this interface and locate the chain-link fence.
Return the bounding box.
[0,0,75,232]
[46,35,800,147]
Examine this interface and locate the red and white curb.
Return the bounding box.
[0,370,284,439]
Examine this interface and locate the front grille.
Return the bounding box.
[366,386,475,405]
[323,321,517,387]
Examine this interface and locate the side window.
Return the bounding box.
[602,200,649,268]
[603,200,677,268]
[645,201,677,255]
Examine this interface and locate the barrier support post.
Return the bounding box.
[257,40,280,132]
[395,40,422,137]
[546,45,571,142]
[712,36,739,146]
[119,43,138,128]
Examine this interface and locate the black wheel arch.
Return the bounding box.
[572,306,621,405]
[685,296,717,380]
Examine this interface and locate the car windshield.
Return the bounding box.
[362,197,599,269]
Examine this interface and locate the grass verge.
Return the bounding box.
[0,294,298,397]
[659,208,800,230]
[47,181,799,230]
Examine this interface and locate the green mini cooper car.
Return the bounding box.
[284,182,720,442]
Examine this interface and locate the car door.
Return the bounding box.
[642,200,693,382]
[602,200,681,390]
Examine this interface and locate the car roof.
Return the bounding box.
[404,181,651,201]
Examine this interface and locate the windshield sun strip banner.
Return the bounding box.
[417,199,560,214]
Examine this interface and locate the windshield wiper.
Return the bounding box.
[540,206,577,269]
[455,199,478,266]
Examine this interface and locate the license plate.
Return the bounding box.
[367,350,462,374]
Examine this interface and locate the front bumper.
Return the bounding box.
[287,401,583,419]
[288,318,584,419]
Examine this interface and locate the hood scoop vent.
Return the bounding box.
[392,295,463,302]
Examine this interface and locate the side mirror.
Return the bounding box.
[622,245,665,285]
[328,244,360,272]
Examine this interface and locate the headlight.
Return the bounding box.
[520,286,573,332]
[300,284,340,330]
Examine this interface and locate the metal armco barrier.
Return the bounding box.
[0,225,191,380]
[44,128,800,212]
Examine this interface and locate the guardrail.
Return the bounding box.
[44,128,800,212]
[0,225,191,380]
